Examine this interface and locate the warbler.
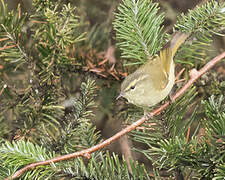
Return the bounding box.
[117,32,189,107]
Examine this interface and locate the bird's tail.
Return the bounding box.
[170,32,189,57]
[160,32,189,77]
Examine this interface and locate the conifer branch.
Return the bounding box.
[175,1,225,34]
[113,0,165,65]
[5,51,225,180]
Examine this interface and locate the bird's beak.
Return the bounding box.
[116,93,123,100]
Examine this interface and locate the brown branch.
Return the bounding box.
[186,127,191,143]
[0,37,9,42]
[0,44,17,51]
[5,51,225,180]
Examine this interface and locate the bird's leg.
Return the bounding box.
[144,108,153,119]
[169,84,176,103]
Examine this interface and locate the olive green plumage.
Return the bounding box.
[118,32,189,107]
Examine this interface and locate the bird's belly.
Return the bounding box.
[134,90,164,107]
[131,77,175,107]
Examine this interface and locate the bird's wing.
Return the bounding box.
[142,55,169,91]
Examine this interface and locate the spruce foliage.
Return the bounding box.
[113,0,165,65]
[0,0,225,179]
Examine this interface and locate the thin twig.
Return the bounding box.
[5,51,225,180]
[186,127,191,143]
[0,44,17,51]
[0,84,6,96]
[175,67,185,81]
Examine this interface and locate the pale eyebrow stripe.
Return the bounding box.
[124,74,149,92]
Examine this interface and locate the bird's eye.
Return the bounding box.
[130,85,135,90]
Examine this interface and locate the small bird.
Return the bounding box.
[117,32,189,108]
